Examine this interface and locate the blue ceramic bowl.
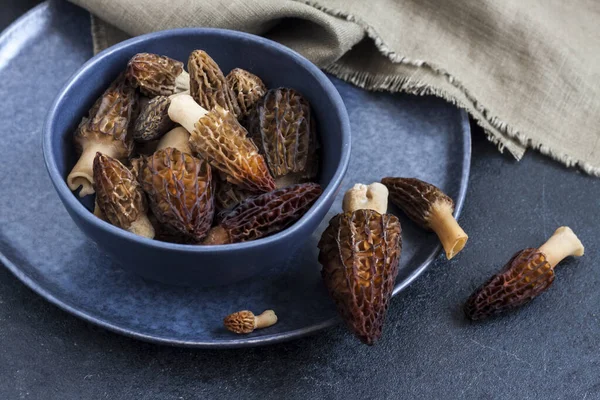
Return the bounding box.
[43,28,351,287]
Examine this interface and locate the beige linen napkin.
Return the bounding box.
[70,0,600,175]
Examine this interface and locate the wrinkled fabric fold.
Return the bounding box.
[70,0,600,175]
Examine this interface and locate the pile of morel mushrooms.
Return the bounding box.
[67,51,322,244]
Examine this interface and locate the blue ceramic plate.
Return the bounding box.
[0,1,470,348]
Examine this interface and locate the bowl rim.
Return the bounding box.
[42,27,351,253]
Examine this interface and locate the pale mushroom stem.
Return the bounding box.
[254,310,278,329]
[428,200,468,260]
[67,143,116,197]
[128,214,155,239]
[168,94,208,135]
[156,126,192,154]
[174,71,190,94]
[538,226,584,269]
[342,183,388,214]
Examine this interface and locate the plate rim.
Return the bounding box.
[0,1,471,348]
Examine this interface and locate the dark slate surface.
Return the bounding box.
[0,2,599,399]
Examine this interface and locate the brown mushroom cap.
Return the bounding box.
[204,182,322,245]
[223,310,256,334]
[226,68,267,118]
[246,88,317,185]
[132,95,175,142]
[138,148,214,242]
[126,53,185,97]
[93,153,148,232]
[318,209,402,345]
[188,50,241,117]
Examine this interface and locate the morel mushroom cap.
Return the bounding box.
[93,153,154,238]
[203,182,322,245]
[188,50,241,117]
[139,147,214,243]
[223,310,278,334]
[214,172,253,213]
[126,53,189,96]
[246,88,317,187]
[168,94,275,193]
[67,75,136,197]
[226,68,267,118]
[132,95,175,142]
[465,226,584,321]
[382,177,468,260]
[318,184,402,345]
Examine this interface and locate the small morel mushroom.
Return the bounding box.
[318,182,401,345]
[138,147,214,243]
[464,226,584,321]
[381,177,467,260]
[246,88,317,188]
[156,126,192,155]
[126,53,189,96]
[224,310,278,334]
[188,50,241,117]
[203,182,322,245]
[168,94,275,193]
[226,68,267,118]
[67,75,136,197]
[93,153,154,238]
[132,95,175,142]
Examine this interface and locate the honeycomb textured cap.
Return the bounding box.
[226,68,267,118]
[381,177,454,230]
[464,248,555,320]
[126,53,184,97]
[215,182,322,244]
[318,209,402,345]
[74,74,135,158]
[246,88,317,182]
[223,310,256,334]
[188,50,241,117]
[93,152,147,230]
[214,173,253,213]
[191,105,275,193]
[139,148,214,242]
[132,95,175,142]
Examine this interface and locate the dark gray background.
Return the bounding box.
[1,2,598,399]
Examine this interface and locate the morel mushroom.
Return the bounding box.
[93,153,154,238]
[126,53,189,96]
[132,95,175,142]
[224,310,278,334]
[67,75,136,197]
[464,226,584,321]
[318,182,401,345]
[382,177,467,260]
[246,88,317,187]
[226,68,267,118]
[168,94,275,193]
[156,126,192,155]
[203,182,322,245]
[214,172,253,212]
[138,147,214,242]
[188,50,240,117]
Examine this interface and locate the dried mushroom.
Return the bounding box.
[93,153,154,238]
[203,182,322,245]
[188,50,240,117]
[465,227,584,321]
[67,75,136,197]
[224,310,278,334]
[139,148,214,242]
[226,68,267,118]
[156,126,192,155]
[126,53,189,96]
[382,177,467,260]
[318,182,402,345]
[132,95,175,142]
[246,88,317,187]
[168,94,275,193]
